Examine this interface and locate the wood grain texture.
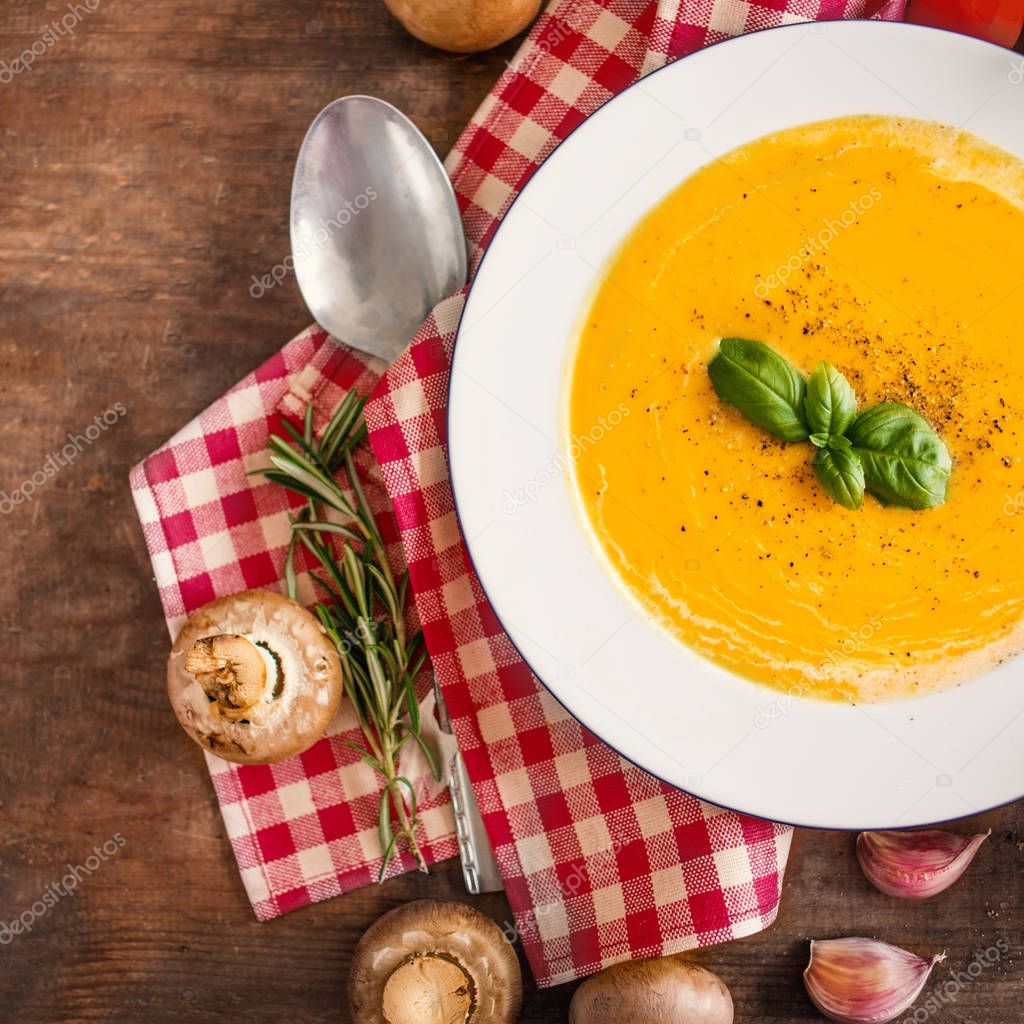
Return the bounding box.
[0,3,1021,1021]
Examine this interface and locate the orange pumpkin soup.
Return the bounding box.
[568,116,1024,702]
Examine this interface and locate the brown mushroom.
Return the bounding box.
[184,634,268,718]
[348,900,522,1024]
[569,954,733,1024]
[380,0,542,53]
[167,589,342,765]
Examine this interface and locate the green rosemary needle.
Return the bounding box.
[256,392,440,879]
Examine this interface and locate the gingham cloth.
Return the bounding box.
[131,0,905,987]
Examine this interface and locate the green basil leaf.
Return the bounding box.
[813,446,865,510]
[828,433,852,452]
[805,361,857,438]
[810,432,829,448]
[846,403,951,510]
[708,338,809,442]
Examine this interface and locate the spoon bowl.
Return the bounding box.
[290,95,467,361]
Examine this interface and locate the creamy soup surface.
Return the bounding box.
[568,116,1024,703]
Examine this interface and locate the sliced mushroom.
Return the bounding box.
[348,900,522,1024]
[184,634,267,718]
[569,954,734,1024]
[167,589,342,765]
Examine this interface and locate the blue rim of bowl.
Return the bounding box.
[445,19,1021,831]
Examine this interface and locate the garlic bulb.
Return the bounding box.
[803,937,944,1024]
[856,829,989,899]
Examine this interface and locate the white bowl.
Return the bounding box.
[448,22,1024,829]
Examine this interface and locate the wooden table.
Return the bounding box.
[1,3,1021,1020]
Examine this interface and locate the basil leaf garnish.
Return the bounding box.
[813,446,865,510]
[707,338,809,442]
[805,361,857,439]
[706,339,952,512]
[846,403,952,510]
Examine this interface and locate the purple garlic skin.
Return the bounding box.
[856,829,989,899]
[804,937,944,1024]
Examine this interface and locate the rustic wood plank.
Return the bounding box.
[0,3,1021,1021]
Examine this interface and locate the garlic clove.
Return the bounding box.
[856,829,990,899]
[804,937,944,1024]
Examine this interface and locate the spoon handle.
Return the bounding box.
[433,676,504,893]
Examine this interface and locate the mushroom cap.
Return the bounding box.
[569,954,734,1024]
[167,589,342,765]
[380,0,542,53]
[348,899,522,1024]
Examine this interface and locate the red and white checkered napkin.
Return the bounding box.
[131,0,905,986]
[131,334,462,915]
[364,0,905,987]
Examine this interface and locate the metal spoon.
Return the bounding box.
[290,94,466,363]
[290,96,502,894]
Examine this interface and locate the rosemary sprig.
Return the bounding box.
[256,392,440,879]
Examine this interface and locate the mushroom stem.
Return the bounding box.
[184,633,267,719]
[348,900,523,1024]
[382,953,476,1024]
